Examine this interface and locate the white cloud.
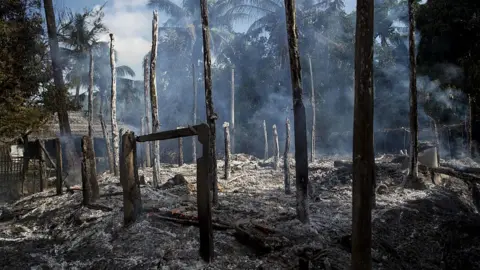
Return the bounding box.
[96,0,160,80]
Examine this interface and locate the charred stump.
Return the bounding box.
[120,131,142,226]
[81,136,99,204]
[223,122,231,180]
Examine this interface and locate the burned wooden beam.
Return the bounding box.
[136,124,205,142]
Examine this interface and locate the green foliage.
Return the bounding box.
[0,0,50,138]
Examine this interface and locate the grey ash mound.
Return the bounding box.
[0,154,479,269]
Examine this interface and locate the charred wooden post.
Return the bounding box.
[351,0,375,267]
[110,33,120,177]
[55,138,63,195]
[231,68,235,154]
[21,135,29,196]
[120,131,142,226]
[100,115,115,173]
[284,118,291,194]
[136,123,214,261]
[263,120,268,160]
[284,0,310,223]
[177,127,184,166]
[143,54,152,168]
[223,122,230,180]
[192,62,198,163]
[196,123,214,262]
[81,136,99,204]
[200,0,219,206]
[141,117,146,168]
[38,140,46,192]
[81,136,92,205]
[272,125,279,170]
[150,11,161,188]
[308,55,316,162]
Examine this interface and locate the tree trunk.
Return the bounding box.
[192,62,198,162]
[308,56,316,162]
[43,0,76,171]
[150,11,161,188]
[263,120,268,160]
[231,68,235,154]
[223,122,230,180]
[351,0,375,268]
[407,0,419,186]
[200,0,219,206]
[39,140,46,192]
[143,55,152,167]
[109,34,120,176]
[284,0,310,224]
[99,87,114,174]
[284,118,291,194]
[273,124,279,170]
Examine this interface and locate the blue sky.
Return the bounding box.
[54,0,357,81]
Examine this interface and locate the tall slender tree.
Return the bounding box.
[283,0,309,224]
[143,54,152,167]
[150,11,161,188]
[110,33,120,176]
[406,0,419,187]
[43,0,76,170]
[351,0,375,268]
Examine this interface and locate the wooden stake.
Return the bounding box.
[177,127,184,166]
[110,33,120,176]
[284,118,291,194]
[223,122,230,180]
[309,55,316,162]
[272,124,279,170]
[120,131,142,226]
[263,120,268,160]
[231,68,235,154]
[55,138,63,195]
[192,62,197,163]
[199,0,219,206]
[150,11,160,188]
[38,140,46,192]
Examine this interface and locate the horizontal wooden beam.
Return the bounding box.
[136,123,207,142]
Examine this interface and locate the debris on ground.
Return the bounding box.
[1,153,480,269]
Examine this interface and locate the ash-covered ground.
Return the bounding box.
[1,153,480,270]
